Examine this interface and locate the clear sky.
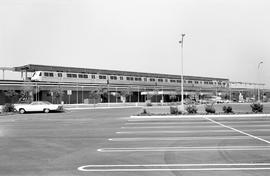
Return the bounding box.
[0,0,269,87]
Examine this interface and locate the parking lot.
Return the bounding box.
[1,107,270,176]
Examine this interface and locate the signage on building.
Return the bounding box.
[67,90,72,95]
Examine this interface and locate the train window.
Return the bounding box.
[204,81,209,84]
[78,74,83,78]
[78,74,88,78]
[39,72,42,76]
[91,75,96,79]
[44,72,54,77]
[126,77,134,81]
[57,73,62,77]
[165,79,168,82]
[110,76,117,80]
[195,81,199,84]
[84,75,88,78]
[158,78,163,82]
[170,79,176,83]
[149,78,155,82]
[99,75,107,79]
[209,82,213,85]
[188,80,193,84]
[177,80,181,83]
[120,76,124,80]
[135,77,142,81]
[218,82,221,85]
[67,73,77,78]
[144,78,147,82]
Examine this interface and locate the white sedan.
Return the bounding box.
[14,101,64,114]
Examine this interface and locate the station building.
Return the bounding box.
[0,64,268,105]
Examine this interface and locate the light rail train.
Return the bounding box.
[31,71,229,88]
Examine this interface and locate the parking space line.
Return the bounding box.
[78,163,270,172]
[108,136,251,141]
[97,146,270,152]
[116,129,270,134]
[203,117,270,144]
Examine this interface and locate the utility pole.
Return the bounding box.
[179,34,186,110]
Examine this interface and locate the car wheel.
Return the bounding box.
[44,109,50,113]
[19,108,25,114]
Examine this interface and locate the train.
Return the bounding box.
[30,70,229,88]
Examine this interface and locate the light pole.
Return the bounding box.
[257,61,263,102]
[179,34,185,110]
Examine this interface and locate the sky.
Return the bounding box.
[0,0,269,87]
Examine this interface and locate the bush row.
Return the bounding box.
[168,102,263,115]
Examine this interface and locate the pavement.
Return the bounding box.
[0,108,270,176]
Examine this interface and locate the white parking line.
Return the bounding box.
[203,117,270,144]
[78,163,270,172]
[116,129,270,134]
[108,136,251,141]
[121,124,270,129]
[97,146,270,152]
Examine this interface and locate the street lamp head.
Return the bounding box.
[182,34,186,37]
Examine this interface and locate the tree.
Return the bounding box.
[3,89,18,103]
[49,86,65,104]
[18,85,34,103]
[120,87,132,103]
[89,86,105,107]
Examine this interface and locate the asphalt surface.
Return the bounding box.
[1,107,270,176]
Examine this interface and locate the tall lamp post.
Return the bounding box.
[179,34,185,110]
[257,61,263,102]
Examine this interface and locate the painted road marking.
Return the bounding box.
[121,124,270,129]
[116,129,270,134]
[97,146,270,152]
[78,163,270,172]
[108,136,251,141]
[203,117,270,144]
[121,125,223,129]
[126,120,270,124]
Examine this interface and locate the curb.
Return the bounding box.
[130,114,270,119]
[66,106,143,110]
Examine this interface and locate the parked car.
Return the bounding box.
[14,101,64,114]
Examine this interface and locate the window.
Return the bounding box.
[39,72,42,76]
[67,73,77,78]
[165,79,168,82]
[99,75,107,79]
[57,73,62,77]
[126,77,134,81]
[204,81,209,84]
[44,72,54,77]
[195,81,199,84]
[170,79,176,83]
[91,75,96,79]
[144,78,147,82]
[135,77,142,81]
[177,80,181,83]
[110,76,117,80]
[149,78,155,82]
[78,74,88,78]
[158,78,163,82]
[188,80,193,84]
[120,76,124,80]
[209,81,213,85]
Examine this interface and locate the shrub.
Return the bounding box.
[2,103,15,113]
[170,106,180,115]
[222,106,233,114]
[185,104,198,114]
[250,103,263,113]
[205,104,215,114]
[146,100,152,106]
